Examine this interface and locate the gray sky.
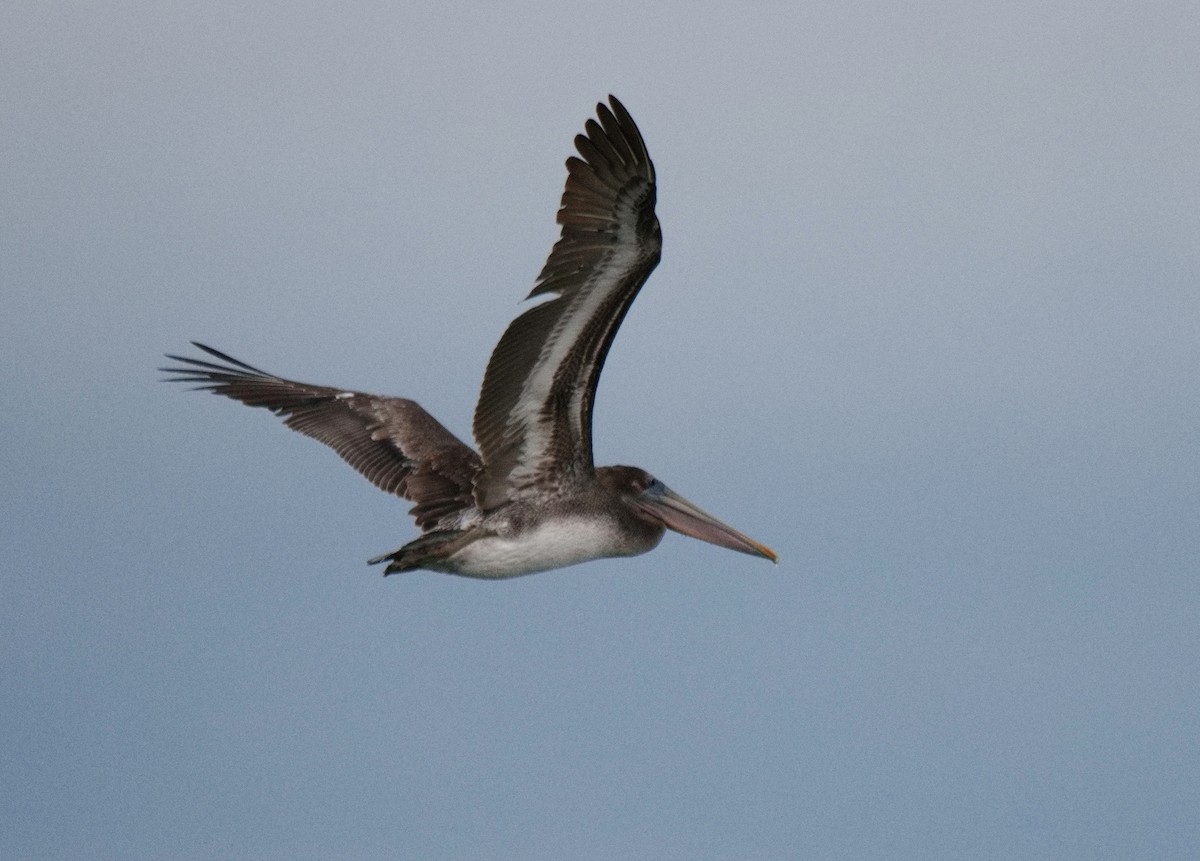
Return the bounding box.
[4,1,1198,857]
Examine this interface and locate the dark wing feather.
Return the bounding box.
[162,343,480,529]
[472,96,661,510]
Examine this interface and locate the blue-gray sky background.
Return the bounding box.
[3,1,1198,858]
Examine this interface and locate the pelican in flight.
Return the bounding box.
[164,96,777,578]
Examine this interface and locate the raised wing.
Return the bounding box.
[162,343,481,529]
[472,96,662,510]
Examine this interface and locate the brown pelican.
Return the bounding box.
[163,96,777,578]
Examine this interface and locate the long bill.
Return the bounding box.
[635,483,778,563]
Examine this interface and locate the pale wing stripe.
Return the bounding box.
[504,239,646,492]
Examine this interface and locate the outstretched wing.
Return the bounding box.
[162,343,481,529]
[472,96,661,510]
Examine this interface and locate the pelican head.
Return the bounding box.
[602,466,778,563]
